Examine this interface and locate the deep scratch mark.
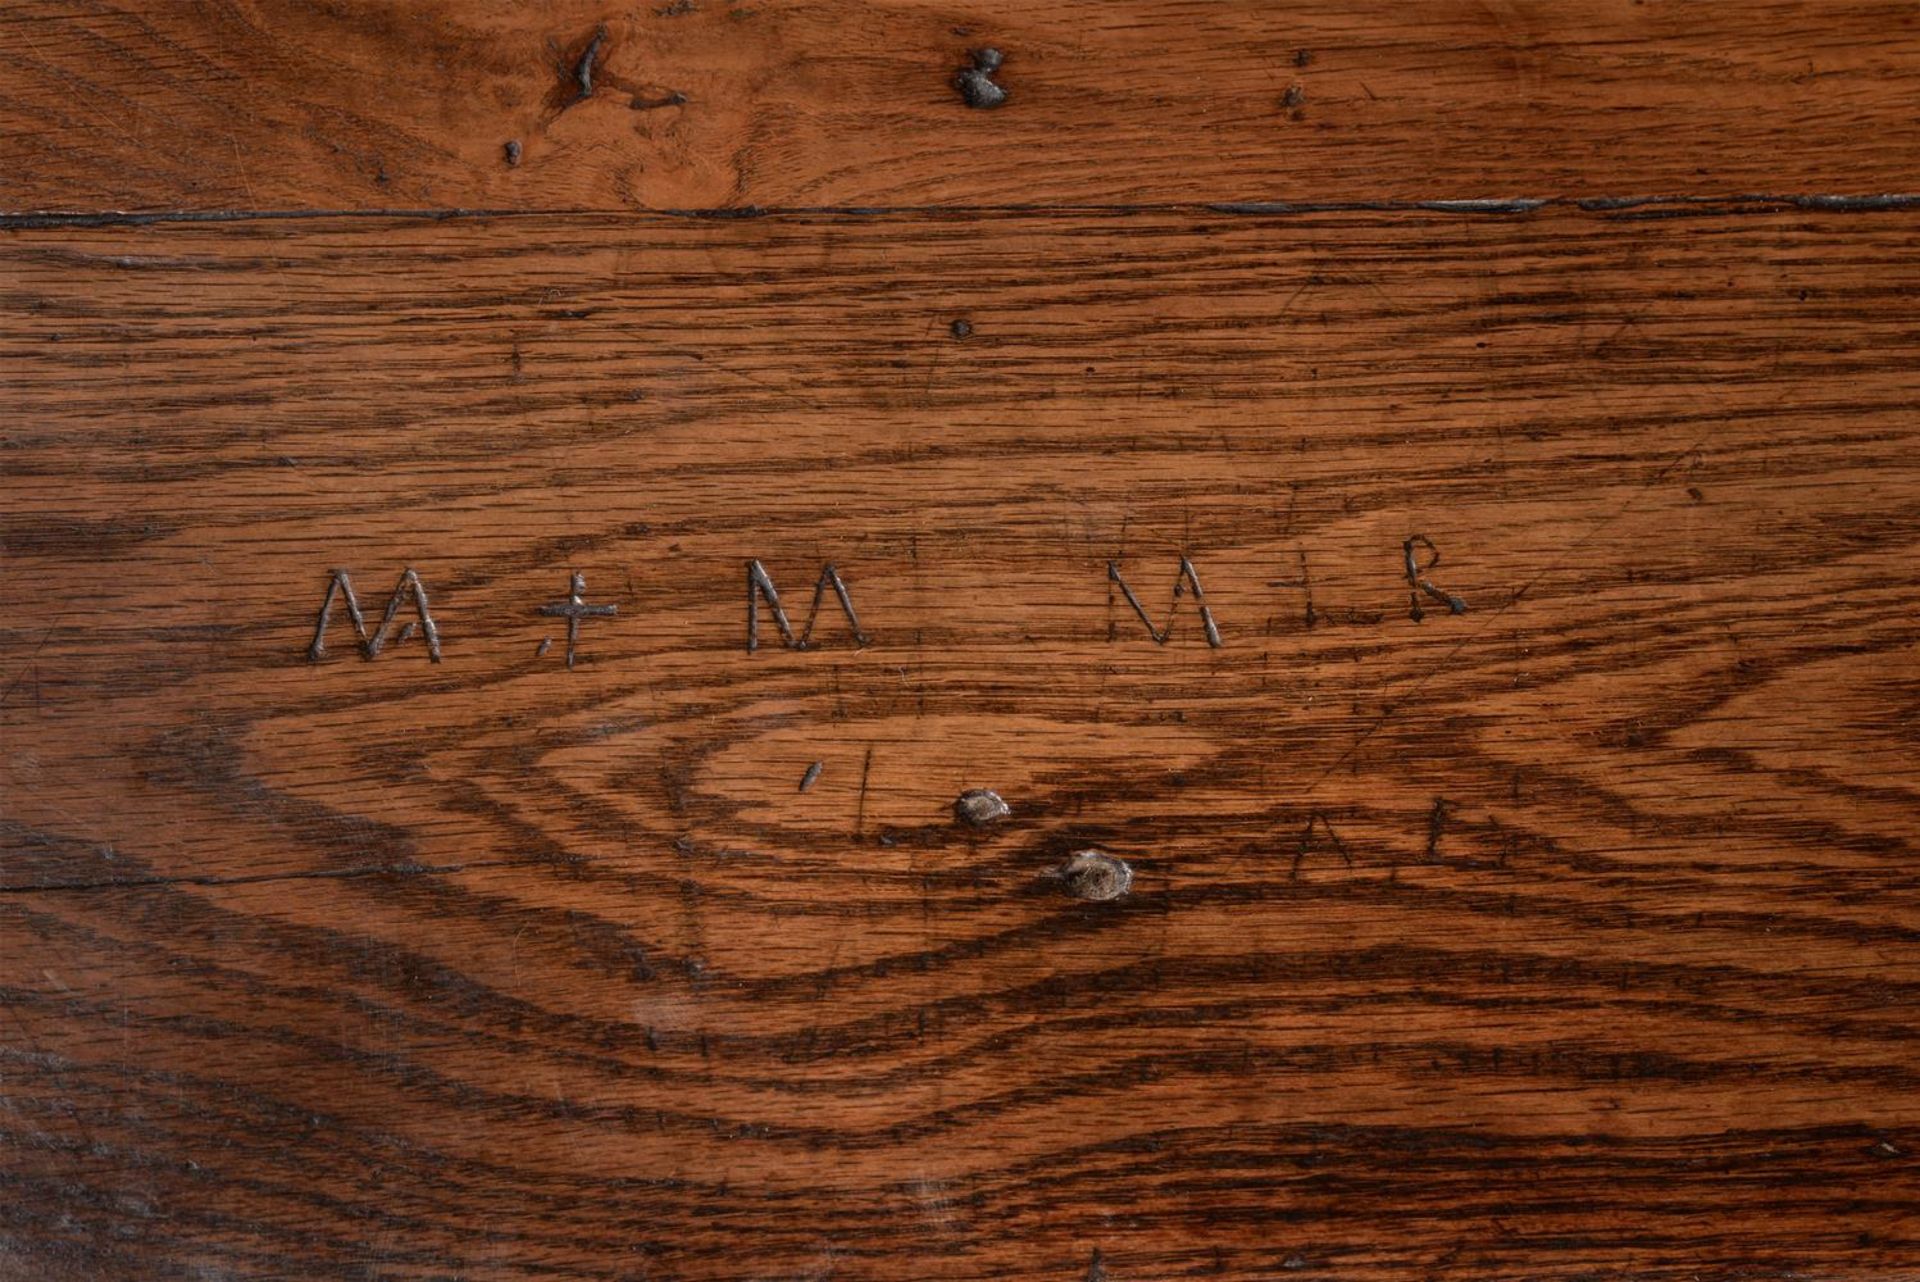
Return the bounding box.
[854,747,874,836]
[1426,797,1457,862]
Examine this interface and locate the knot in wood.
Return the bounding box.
[1058,849,1132,902]
[953,788,1011,827]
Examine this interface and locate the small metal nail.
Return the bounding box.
[1058,849,1132,901]
[953,788,1011,828]
[954,47,1008,109]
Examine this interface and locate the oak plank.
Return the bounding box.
[4,1,1920,212]
[3,205,1919,1277]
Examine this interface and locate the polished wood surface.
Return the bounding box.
[5,4,1920,1281]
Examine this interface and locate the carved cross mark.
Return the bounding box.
[535,570,617,670]
[1267,548,1318,630]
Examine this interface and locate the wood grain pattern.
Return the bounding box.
[4,202,1920,1278]
[5,0,1920,212]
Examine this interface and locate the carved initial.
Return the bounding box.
[746,561,872,652]
[1108,557,1223,647]
[308,568,442,663]
[1405,535,1467,622]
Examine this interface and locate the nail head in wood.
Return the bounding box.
[953,788,1011,828]
[954,48,1008,109]
[1058,849,1132,901]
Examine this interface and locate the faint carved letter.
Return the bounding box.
[1404,535,1466,622]
[1108,557,1223,647]
[1291,812,1352,881]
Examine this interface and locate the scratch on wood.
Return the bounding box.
[1267,548,1316,629]
[0,623,61,710]
[854,747,873,835]
[1426,797,1457,862]
[632,89,689,111]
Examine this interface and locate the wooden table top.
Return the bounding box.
[4,3,1919,1278]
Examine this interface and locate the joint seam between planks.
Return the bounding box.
[6,192,1920,229]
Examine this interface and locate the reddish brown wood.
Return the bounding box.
[9,1,1920,1276]
[4,203,1920,1278]
[3,1,1920,212]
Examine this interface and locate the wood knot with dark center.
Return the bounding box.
[954,48,1008,109]
[1057,849,1132,901]
[953,788,1011,827]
